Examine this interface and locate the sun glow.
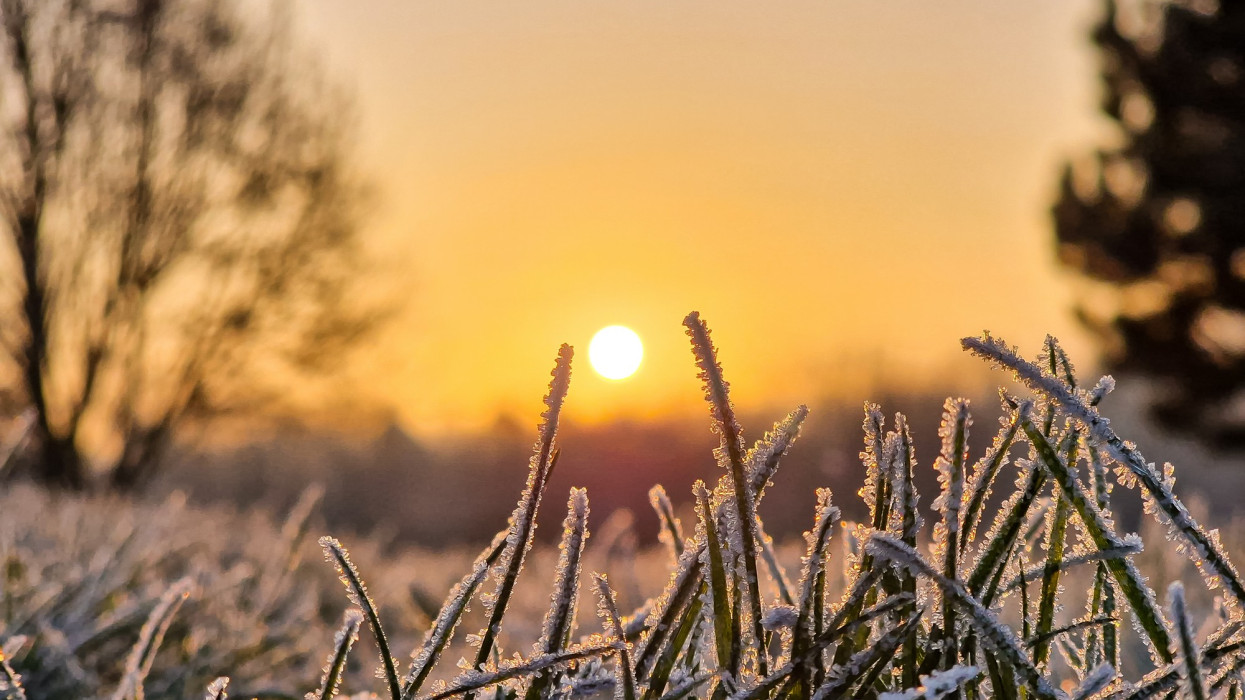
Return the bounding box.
[588,326,643,380]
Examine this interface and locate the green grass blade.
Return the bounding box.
[867,533,1058,700]
[633,542,703,678]
[641,584,704,700]
[788,488,839,700]
[1019,413,1174,664]
[965,334,1245,611]
[961,409,1020,557]
[967,462,1046,605]
[684,311,768,677]
[1035,492,1070,667]
[695,480,736,676]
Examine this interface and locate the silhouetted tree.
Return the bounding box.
[1053,0,1245,447]
[0,0,381,489]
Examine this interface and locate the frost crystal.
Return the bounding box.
[877,665,980,700]
[746,405,810,500]
[537,488,591,655]
[205,677,230,700]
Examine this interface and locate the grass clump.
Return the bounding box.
[5,313,1245,699]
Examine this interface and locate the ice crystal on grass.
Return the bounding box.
[878,665,980,700]
[648,485,683,561]
[1071,662,1115,700]
[204,676,229,700]
[745,405,809,500]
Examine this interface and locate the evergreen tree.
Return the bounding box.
[1053,0,1245,447]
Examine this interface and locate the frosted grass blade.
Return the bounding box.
[694,481,736,676]
[404,530,510,699]
[320,536,402,700]
[932,398,970,667]
[310,609,363,700]
[867,533,1058,700]
[417,645,612,700]
[474,345,573,673]
[960,408,1019,555]
[684,311,767,676]
[964,334,1245,610]
[1019,414,1173,664]
[1170,582,1207,700]
[112,576,194,700]
[525,489,591,700]
[649,485,684,560]
[595,574,637,700]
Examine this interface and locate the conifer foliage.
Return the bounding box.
[1053,0,1245,446]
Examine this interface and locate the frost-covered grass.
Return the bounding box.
[4,311,1245,699]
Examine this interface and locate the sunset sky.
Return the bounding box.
[298,1,1112,437]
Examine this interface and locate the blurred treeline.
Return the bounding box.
[155,382,1245,548]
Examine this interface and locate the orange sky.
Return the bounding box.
[298,1,1112,437]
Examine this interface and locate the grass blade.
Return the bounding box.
[746,405,810,504]
[641,582,704,700]
[1019,412,1174,664]
[964,334,1245,611]
[320,537,402,700]
[474,345,573,673]
[932,398,970,668]
[525,489,591,700]
[867,533,1058,700]
[960,407,1019,556]
[418,645,612,700]
[684,311,768,677]
[1169,582,1207,700]
[810,612,920,700]
[112,576,194,700]
[789,488,839,699]
[595,574,637,700]
[311,609,363,700]
[404,530,510,699]
[649,485,685,561]
[695,480,736,677]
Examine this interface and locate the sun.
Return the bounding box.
[588,325,643,380]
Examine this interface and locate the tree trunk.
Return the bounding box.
[16,209,86,490]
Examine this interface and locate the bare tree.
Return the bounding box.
[0,0,383,489]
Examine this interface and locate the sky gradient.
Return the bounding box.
[298,1,1111,437]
